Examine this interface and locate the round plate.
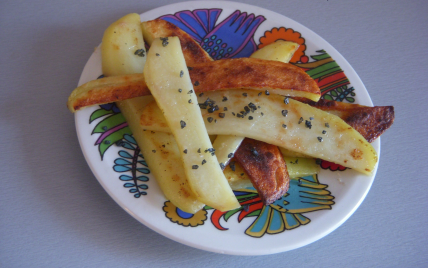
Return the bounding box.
[75,1,379,255]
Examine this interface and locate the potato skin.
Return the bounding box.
[235,139,290,205]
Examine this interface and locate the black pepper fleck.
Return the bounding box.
[188,99,192,103]
[220,163,225,169]
[230,161,236,171]
[152,150,156,153]
[202,159,206,165]
[179,70,184,77]
[178,89,182,93]
[156,53,160,56]
[258,92,262,96]
[251,148,259,156]
[219,113,225,118]
[298,117,303,124]
[207,117,213,123]
[192,165,199,169]
[242,93,248,97]
[160,37,169,47]
[322,130,327,134]
[248,116,253,120]
[228,153,234,158]
[281,110,288,117]
[265,90,270,95]
[194,81,199,86]
[183,149,187,154]
[134,49,145,57]
[180,120,186,129]
[325,123,330,128]
[223,107,228,111]
[261,112,264,116]
[284,97,289,104]
[282,124,287,128]
[317,137,323,142]
[188,90,193,94]
[222,96,228,102]
[305,120,312,129]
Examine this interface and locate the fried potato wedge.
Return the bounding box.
[189,58,320,101]
[67,58,321,112]
[101,13,146,76]
[144,37,239,211]
[141,19,212,65]
[234,139,290,205]
[294,98,395,142]
[251,40,299,63]
[140,90,378,175]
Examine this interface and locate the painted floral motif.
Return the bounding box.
[258,27,307,63]
[89,103,130,158]
[160,9,265,59]
[165,175,334,238]
[164,201,207,227]
[114,135,150,197]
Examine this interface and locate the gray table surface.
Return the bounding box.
[1,0,427,267]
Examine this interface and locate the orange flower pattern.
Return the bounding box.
[258,27,307,63]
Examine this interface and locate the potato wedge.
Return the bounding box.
[101,13,146,76]
[294,98,395,143]
[144,37,239,211]
[67,57,321,112]
[140,90,378,175]
[251,40,299,63]
[234,138,290,205]
[141,19,212,65]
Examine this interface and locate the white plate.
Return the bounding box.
[75,1,379,255]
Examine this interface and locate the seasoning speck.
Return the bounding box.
[222,96,228,102]
[322,130,327,134]
[192,165,199,169]
[242,93,248,97]
[188,99,192,103]
[220,163,225,169]
[202,159,206,165]
[160,37,169,47]
[219,113,225,118]
[183,149,187,154]
[197,148,201,153]
[248,116,253,120]
[179,70,184,77]
[199,93,204,97]
[281,110,288,117]
[284,97,289,104]
[156,53,160,56]
[180,120,186,129]
[317,137,323,142]
[230,161,236,171]
[194,81,199,86]
[261,112,264,116]
[282,124,287,129]
[251,148,259,156]
[152,150,156,153]
[232,112,236,116]
[258,92,262,96]
[298,117,303,124]
[223,107,228,111]
[228,153,234,158]
[305,120,312,129]
[265,90,270,95]
[134,49,145,57]
[310,117,314,120]
[325,123,330,128]
[207,117,213,123]
[187,90,193,94]
[178,89,182,93]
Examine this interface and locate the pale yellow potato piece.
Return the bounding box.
[279,147,309,158]
[213,135,244,168]
[140,90,378,175]
[101,15,204,212]
[101,13,146,76]
[213,41,300,166]
[117,97,205,213]
[144,37,239,211]
[251,41,299,63]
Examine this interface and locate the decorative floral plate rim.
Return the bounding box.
[74,1,380,255]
